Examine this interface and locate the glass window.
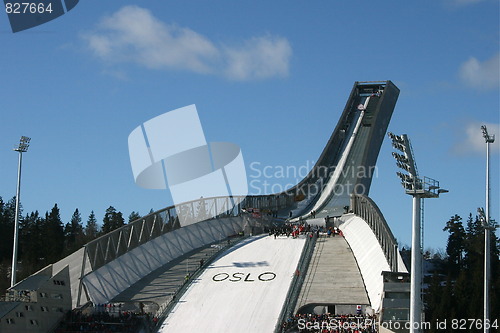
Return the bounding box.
[385,292,409,299]
[382,308,409,321]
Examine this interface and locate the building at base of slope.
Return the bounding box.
[0,265,71,333]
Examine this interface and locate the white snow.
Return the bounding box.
[160,235,306,333]
[339,214,390,312]
[308,100,367,215]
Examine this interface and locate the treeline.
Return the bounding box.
[0,196,143,296]
[423,213,500,332]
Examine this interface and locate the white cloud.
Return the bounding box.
[82,6,291,81]
[83,6,219,74]
[459,53,500,91]
[223,36,292,80]
[454,121,500,155]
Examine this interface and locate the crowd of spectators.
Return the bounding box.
[282,313,378,333]
[269,223,343,239]
[54,303,152,333]
[269,223,307,238]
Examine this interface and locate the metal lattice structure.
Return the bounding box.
[350,194,399,272]
[82,194,291,271]
[48,194,294,308]
[7,81,407,326]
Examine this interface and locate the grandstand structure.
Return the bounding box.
[1,81,410,333]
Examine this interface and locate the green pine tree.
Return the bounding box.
[41,204,64,264]
[85,210,99,241]
[128,211,141,223]
[102,206,125,234]
[443,214,466,276]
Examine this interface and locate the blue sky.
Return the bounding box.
[0,0,498,251]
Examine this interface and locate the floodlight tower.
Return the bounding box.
[11,136,30,287]
[480,125,495,333]
[388,133,447,333]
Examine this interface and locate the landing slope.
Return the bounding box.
[160,235,306,333]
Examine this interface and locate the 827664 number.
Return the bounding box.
[451,318,499,330]
[5,2,53,14]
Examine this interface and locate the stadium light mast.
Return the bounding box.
[388,133,447,333]
[480,125,495,333]
[10,136,30,288]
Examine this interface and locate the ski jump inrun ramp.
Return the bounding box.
[7,81,410,333]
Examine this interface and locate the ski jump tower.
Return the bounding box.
[1,81,410,333]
